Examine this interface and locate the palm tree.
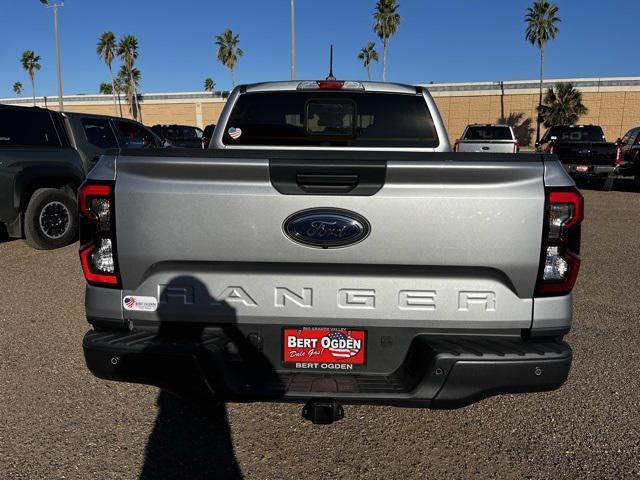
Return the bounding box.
[117,65,141,119]
[538,83,588,128]
[99,82,113,95]
[96,31,120,117]
[117,35,141,120]
[497,112,535,147]
[204,77,215,92]
[357,42,379,81]
[525,0,560,143]
[13,82,23,95]
[20,50,41,106]
[215,29,243,87]
[373,0,400,82]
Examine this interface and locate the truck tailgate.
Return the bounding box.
[113,152,545,331]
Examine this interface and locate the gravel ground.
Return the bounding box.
[1,187,639,480]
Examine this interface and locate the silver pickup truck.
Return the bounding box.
[79,80,582,424]
[454,124,519,153]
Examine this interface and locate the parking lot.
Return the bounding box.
[0,185,639,480]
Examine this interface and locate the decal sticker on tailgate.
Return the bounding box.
[283,328,366,370]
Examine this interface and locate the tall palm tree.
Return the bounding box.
[215,29,243,87]
[20,50,41,106]
[13,82,23,95]
[117,35,141,121]
[117,65,141,119]
[97,31,121,117]
[525,0,560,143]
[373,0,400,82]
[204,78,215,92]
[538,83,588,128]
[357,42,379,81]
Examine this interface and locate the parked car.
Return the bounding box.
[201,123,216,149]
[536,125,618,189]
[0,104,163,249]
[454,124,519,153]
[80,80,581,424]
[615,127,640,189]
[151,124,204,148]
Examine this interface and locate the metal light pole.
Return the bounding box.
[290,0,296,80]
[40,0,64,111]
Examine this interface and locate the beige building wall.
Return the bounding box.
[4,78,640,144]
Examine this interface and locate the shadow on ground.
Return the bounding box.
[140,391,242,480]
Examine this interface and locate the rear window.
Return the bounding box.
[222,91,438,148]
[81,118,118,149]
[544,126,605,142]
[0,108,60,147]
[463,126,513,141]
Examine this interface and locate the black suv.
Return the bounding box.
[0,104,162,249]
[151,124,204,148]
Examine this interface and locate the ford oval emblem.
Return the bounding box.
[284,208,370,248]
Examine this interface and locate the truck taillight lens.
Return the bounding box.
[615,145,622,165]
[514,142,520,153]
[536,189,583,296]
[78,182,120,287]
[453,140,459,152]
[546,142,555,154]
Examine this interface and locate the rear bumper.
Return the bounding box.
[83,328,572,409]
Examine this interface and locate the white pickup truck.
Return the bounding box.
[454,124,520,153]
[79,80,581,424]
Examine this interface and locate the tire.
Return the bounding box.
[23,188,77,250]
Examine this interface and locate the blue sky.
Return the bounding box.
[0,0,636,98]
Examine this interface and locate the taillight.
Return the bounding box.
[635,133,640,145]
[453,140,459,152]
[615,145,622,165]
[202,137,210,149]
[535,188,583,296]
[78,182,120,287]
[297,80,364,90]
[514,142,520,153]
[546,142,555,154]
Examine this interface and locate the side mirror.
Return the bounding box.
[162,139,173,148]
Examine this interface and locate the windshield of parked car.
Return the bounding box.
[544,126,606,143]
[463,126,513,141]
[222,91,438,148]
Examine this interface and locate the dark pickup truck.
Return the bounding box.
[0,104,162,249]
[536,125,618,189]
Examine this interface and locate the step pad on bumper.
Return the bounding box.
[83,329,572,408]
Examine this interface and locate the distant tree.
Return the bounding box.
[538,82,588,128]
[215,29,243,87]
[99,82,113,95]
[525,0,560,142]
[96,31,120,116]
[373,0,400,81]
[117,35,141,120]
[20,50,41,106]
[497,112,535,147]
[204,77,216,92]
[13,81,23,95]
[357,42,379,81]
[117,65,141,119]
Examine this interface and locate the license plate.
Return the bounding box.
[283,327,366,369]
[575,165,589,172]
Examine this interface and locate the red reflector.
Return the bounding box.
[79,244,119,285]
[317,81,344,90]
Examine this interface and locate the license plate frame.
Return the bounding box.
[282,327,367,370]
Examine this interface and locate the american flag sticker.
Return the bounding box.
[228,127,242,140]
[122,295,158,312]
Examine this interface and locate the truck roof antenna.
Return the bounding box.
[326,45,336,81]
